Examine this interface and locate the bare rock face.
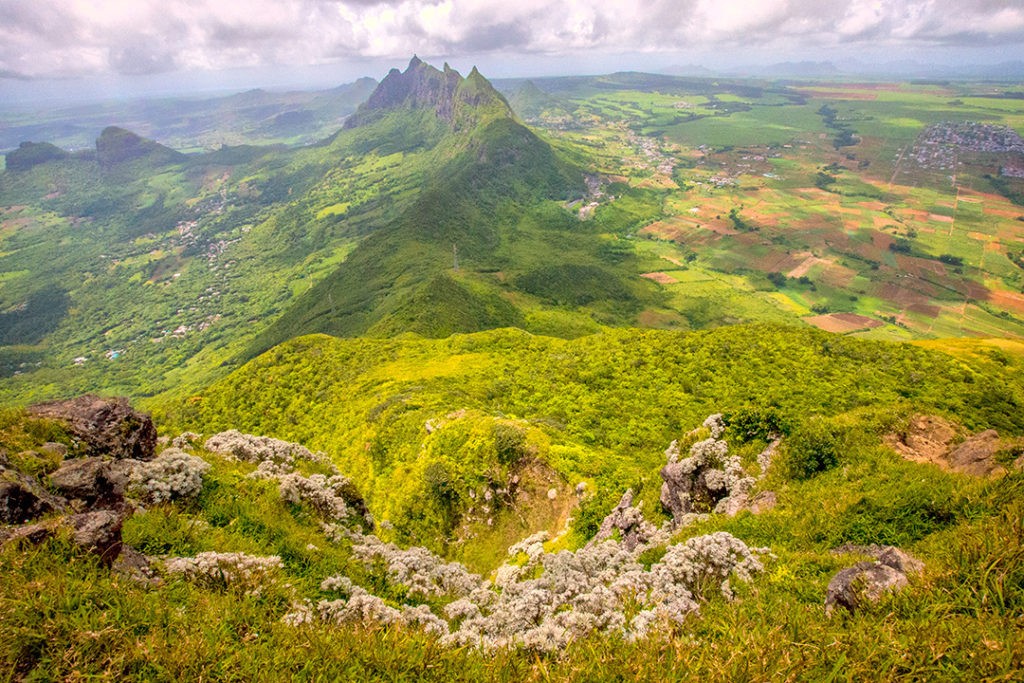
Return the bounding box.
[946,430,1003,477]
[49,457,135,508]
[825,562,909,615]
[886,415,1013,477]
[833,544,924,576]
[29,395,157,461]
[659,461,723,519]
[67,510,124,565]
[1,510,125,565]
[748,491,778,515]
[113,545,159,585]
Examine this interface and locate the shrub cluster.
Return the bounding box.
[163,551,284,591]
[278,472,367,526]
[287,525,767,652]
[350,534,483,598]
[204,430,326,466]
[130,448,210,504]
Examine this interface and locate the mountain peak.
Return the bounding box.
[343,57,512,130]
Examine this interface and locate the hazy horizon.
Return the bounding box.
[1,0,1022,108]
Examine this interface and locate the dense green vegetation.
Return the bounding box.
[3,67,1024,403]
[2,326,1023,679]
[156,324,1024,556]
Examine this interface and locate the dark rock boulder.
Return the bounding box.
[1,510,124,565]
[825,561,909,615]
[660,461,724,520]
[0,481,55,523]
[29,395,157,460]
[0,520,55,546]
[825,545,923,615]
[49,457,135,508]
[113,545,160,585]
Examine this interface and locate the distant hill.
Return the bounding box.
[95,127,185,169]
[0,76,378,152]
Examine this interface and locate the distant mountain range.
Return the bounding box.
[660,59,1024,80]
[0,78,378,152]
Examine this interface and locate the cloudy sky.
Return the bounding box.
[1,0,1022,100]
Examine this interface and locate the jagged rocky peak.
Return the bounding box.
[95,126,183,169]
[344,56,513,129]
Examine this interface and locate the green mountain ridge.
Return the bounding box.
[248,58,629,356]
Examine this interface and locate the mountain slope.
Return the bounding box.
[166,324,1024,549]
[249,58,628,354]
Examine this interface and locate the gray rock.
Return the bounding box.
[660,462,725,520]
[29,395,157,461]
[748,491,777,514]
[825,561,909,615]
[592,490,659,551]
[0,520,55,546]
[67,510,124,565]
[0,480,56,524]
[113,545,160,585]
[1,482,48,523]
[716,492,749,517]
[49,457,135,508]
[832,544,924,576]
[40,442,69,459]
[1,510,124,565]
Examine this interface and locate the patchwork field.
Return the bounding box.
[512,77,1024,340]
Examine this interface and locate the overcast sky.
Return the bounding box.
[1,0,1022,102]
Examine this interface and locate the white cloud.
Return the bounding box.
[0,0,1021,79]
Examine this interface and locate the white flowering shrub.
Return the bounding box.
[163,551,284,591]
[130,448,210,503]
[433,530,766,651]
[301,529,765,651]
[247,460,295,479]
[204,430,328,466]
[352,534,482,598]
[279,472,365,524]
[281,484,769,652]
[320,575,356,595]
[401,604,450,637]
[317,589,401,626]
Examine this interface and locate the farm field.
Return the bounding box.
[506,77,1024,340]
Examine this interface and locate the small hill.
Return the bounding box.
[95,127,184,169]
[4,142,69,172]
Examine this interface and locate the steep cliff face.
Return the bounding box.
[344,56,514,130]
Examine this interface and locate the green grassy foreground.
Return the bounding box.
[3,325,1023,680]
